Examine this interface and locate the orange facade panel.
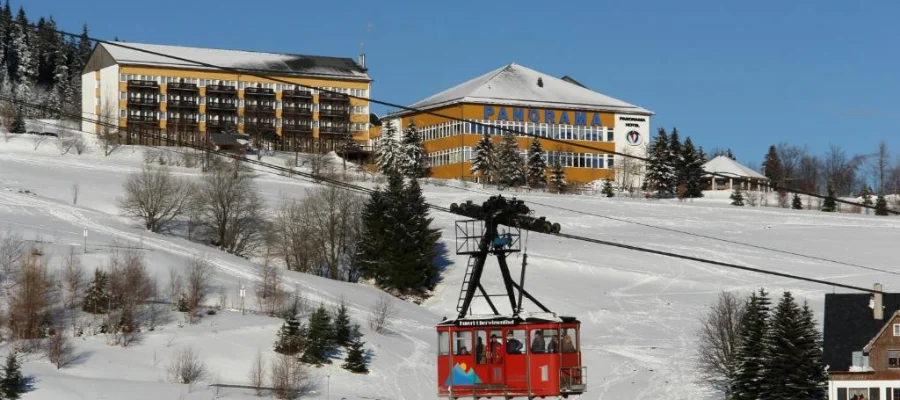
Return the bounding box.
[428,161,614,183]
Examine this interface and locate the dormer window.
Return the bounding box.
[894,324,900,336]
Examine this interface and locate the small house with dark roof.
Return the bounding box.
[824,283,900,400]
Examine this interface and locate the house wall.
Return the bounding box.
[829,378,900,400]
[869,315,900,371]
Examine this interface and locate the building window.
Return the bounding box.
[895,324,900,336]
[890,350,900,368]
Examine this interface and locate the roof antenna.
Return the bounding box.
[537,77,543,88]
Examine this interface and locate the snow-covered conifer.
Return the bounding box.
[375,120,399,175]
[471,132,494,186]
[526,137,547,188]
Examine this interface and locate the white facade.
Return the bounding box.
[80,65,119,135]
[613,113,651,189]
[829,379,900,400]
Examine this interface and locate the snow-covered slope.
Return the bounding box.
[1,133,898,399]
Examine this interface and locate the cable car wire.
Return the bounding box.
[47,27,898,216]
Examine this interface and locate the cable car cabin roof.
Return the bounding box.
[437,313,579,327]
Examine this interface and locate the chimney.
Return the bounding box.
[358,53,366,69]
[874,283,884,320]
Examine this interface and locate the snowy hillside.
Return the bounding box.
[1,132,898,399]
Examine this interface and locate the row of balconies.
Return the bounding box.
[125,116,348,134]
[128,81,351,101]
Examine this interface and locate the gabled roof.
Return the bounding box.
[824,293,900,372]
[85,42,371,81]
[863,311,900,353]
[390,63,652,117]
[702,156,769,180]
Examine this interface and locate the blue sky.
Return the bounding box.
[24,0,900,165]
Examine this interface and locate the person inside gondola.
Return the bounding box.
[548,335,559,353]
[489,334,504,363]
[507,331,523,354]
[531,330,546,353]
[562,330,576,352]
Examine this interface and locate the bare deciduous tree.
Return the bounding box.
[776,143,806,185]
[168,267,183,306]
[168,346,207,385]
[870,141,891,195]
[0,228,25,286]
[62,247,85,332]
[184,256,214,323]
[107,247,153,311]
[194,160,266,256]
[118,164,191,233]
[697,291,746,395]
[824,144,866,196]
[248,348,266,396]
[45,329,75,369]
[302,186,363,280]
[270,354,310,400]
[270,197,316,274]
[255,253,284,316]
[98,100,119,157]
[9,252,56,340]
[614,149,645,194]
[368,293,396,334]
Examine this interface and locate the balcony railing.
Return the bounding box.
[283,89,313,98]
[245,87,275,95]
[167,99,198,107]
[167,118,198,126]
[128,79,159,88]
[207,120,236,128]
[207,102,237,110]
[244,122,275,131]
[128,98,159,107]
[320,126,350,135]
[283,105,313,115]
[207,84,237,94]
[245,104,274,112]
[127,115,159,123]
[320,91,349,101]
[166,82,198,91]
[319,108,350,117]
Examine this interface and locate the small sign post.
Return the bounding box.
[82,227,88,253]
[239,285,246,315]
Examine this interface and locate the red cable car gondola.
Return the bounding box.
[438,196,586,399]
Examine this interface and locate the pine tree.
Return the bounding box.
[698,146,708,163]
[730,289,771,400]
[274,316,306,356]
[601,180,614,197]
[399,119,428,178]
[375,120,400,175]
[762,145,783,185]
[471,132,495,186]
[759,291,808,400]
[526,137,547,188]
[726,148,735,160]
[861,186,873,207]
[342,327,369,374]
[821,184,837,212]
[669,128,683,187]
[301,304,334,365]
[797,301,827,400]
[0,351,25,399]
[357,173,440,292]
[875,195,889,216]
[644,128,675,197]
[730,188,744,206]
[9,7,36,102]
[332,300,352,347]
[792,193,802,210]
[549,159,567,194]
[48,41,69,118]
[10,106,25,133]
[496,130,525,188]
[82,268,109,314]
[680,137,705,198]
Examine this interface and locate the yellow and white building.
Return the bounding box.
[81,41,373,152]
[384,63,653,185]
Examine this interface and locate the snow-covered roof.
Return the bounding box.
[96,42,371,81]
[702,156,769,180]
[389,63,652,117]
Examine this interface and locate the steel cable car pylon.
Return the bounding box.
[438,195,585,400]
